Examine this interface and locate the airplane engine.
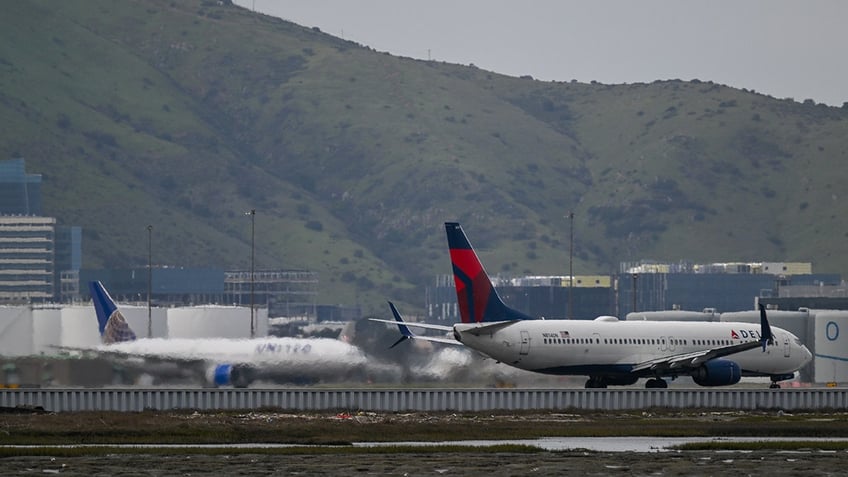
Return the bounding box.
[205,364,254,388]
[692,359,742,386]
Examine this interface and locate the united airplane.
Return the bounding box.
[378,222,812,389]
[84,281,373,387]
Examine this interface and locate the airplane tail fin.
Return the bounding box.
[445,222,533,323]
[90,281,137,344]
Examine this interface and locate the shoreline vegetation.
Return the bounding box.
[2,408,848,453]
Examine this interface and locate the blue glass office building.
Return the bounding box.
[0,159,41,215]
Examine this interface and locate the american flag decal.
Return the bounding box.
[560,331,570,338]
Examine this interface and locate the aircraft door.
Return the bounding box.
[591,333,601,355]
[519,330,530,356]
[659,336,668,352]
[783,336,791,358]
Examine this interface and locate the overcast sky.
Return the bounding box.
[233,0,848,107]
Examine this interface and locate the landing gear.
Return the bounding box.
[231,365,255,388]
[585,377,607,388]
[645,378,668,389]
[769,373,794,389]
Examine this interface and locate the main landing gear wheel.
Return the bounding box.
[585,377,607,389]
[769,382,781,389]
[645,378,668,389]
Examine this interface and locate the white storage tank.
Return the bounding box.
[115,304,169,339]
[32,307,62,355]
[60,305,102,348]
[812,310,848,383]
[0,306,34,356]
[167,306,268,339]
[627,309,720,322]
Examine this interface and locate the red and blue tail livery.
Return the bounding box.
[445,222,532,323]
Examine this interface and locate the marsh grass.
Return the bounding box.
[0,444,543,458]
[2,409,848,446]
[672,441,848,451]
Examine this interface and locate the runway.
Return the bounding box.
[2,386,846,412]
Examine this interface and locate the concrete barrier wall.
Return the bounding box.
[2,388,846,412]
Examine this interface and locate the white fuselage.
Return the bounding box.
[454,319,812,377]
[101,336,369,378]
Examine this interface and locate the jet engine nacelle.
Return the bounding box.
[692,359,742,386]
[205,364,254,388]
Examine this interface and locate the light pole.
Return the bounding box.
[567,212,574,319]
[147,225,152,338]
[632,273,639,314]
[247,209,255,338]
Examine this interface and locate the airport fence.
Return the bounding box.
[2,388,847,412]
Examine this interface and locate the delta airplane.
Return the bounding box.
[378,222,812,389]
[82,281,373,387]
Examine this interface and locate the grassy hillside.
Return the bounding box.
[2,0,847,315]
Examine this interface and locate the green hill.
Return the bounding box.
[2,0,848,315]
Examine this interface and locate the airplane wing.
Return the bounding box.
[55,344,213,378]
[630,339,764,374]
[56,344,205,366]
[370,302,460,347]
[631,304,775,375]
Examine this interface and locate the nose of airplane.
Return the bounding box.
[800,345,813,366]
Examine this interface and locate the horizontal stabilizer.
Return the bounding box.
[369,302,458,346]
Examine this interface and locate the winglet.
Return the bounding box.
[388,301,414,348]
[89,281,137,344]
[758,303,774,352]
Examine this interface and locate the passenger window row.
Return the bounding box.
[541,337,771,347]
